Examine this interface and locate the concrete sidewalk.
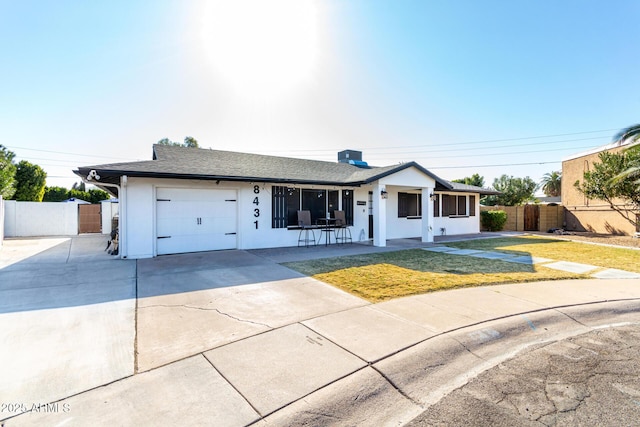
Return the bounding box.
[5,279,640,426]
[2,234,640,426]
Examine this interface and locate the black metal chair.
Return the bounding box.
[297,210,317,247]
[333,210,352,244]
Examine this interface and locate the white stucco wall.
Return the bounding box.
[120,177,372,258]
[101,201,118,235]
[433,192,480,236]
[385,190,422,239]
[3,200,79,237]
[119,174,481,258]
[378,170,437,242]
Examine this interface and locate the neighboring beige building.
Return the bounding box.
[562,140,639,235]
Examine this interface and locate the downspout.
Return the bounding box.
[82,174,127,259]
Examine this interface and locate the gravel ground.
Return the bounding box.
[531,232,640,249]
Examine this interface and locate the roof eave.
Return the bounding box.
[75,168,366,187]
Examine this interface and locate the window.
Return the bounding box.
[441,194,470,217]
[398,192,422,218]
[342,189,354,225]
[272,186,353,228]
[457,195,466,216]
[442,194,456,216]
[433,194,440,217]
[272,186,287,228]
[469,195,476,216]
[272,186,300,228]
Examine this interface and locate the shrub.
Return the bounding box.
[481,210,507,231]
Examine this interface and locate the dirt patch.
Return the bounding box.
[531,231,640,249]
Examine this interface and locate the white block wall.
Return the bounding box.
[0,196,4,245]
[4,201,79,237]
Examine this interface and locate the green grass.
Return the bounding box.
[282,236,640,302]
[445,236,640,273]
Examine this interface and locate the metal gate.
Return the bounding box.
[78,204,102,233]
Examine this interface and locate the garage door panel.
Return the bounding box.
[156,188,237,255]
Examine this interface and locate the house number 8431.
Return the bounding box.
[253,185,260,229]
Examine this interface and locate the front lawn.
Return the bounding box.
[445,236,640,273]
[282,236,640,302]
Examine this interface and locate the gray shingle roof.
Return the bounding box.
[75,145,495,194]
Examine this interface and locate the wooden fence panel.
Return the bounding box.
[78,204,101,233]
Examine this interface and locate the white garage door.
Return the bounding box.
[156,188,237,255]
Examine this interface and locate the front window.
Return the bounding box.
[442,194,469,217]
[398,192,422,218]
[272,186,352,228]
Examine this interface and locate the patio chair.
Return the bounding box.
[297,210,317,247]
[333,210,352,244]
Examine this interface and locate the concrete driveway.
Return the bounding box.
[0,235,368,423]
[135,248,367,371]
[0,236,136,407]
[2,235,640,426]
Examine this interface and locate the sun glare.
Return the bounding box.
[201,0,319,99]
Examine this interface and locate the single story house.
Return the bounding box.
[562,139,639,235]
[75,145,496,259]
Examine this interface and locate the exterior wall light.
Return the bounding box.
[380,190,388,199]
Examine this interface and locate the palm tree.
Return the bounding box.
[612,124,640,146]
[540,171,562,197]
[612,124,640,187]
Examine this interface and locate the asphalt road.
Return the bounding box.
[406,324,640,426]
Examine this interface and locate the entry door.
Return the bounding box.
[368,191,374,239]
[156,188,237,255]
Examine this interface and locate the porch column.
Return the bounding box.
[421,187,434,243]
[373,183,386,247]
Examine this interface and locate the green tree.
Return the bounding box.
[43,186,70,202]
[0,145,17,199]
[68,189,90,201]
[540,171,562,197]
[13,160,47,201]
[484,175,537,206]
[157,136,199,148]
[452,173,485,187]
[575,145,640,229]
[157,137,179,146]
[183,136,199,148]
[87,188,111,204]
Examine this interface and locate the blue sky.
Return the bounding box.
[1,0,639,189]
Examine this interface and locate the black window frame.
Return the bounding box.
[441,194,470,217]
[272,186,354,228]
[457,195,467,216]
[398,192,422,218]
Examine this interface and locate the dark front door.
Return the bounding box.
[368,191,374,239]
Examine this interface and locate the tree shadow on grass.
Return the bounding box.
[283,249,537,276]
[443,236,568,256]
